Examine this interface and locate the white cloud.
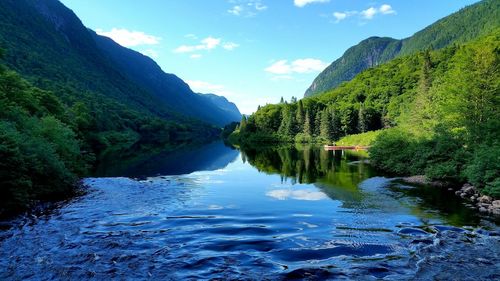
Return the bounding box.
[379,4,396,15]
[294,0,329,8]
[228,5,243,15]
[174,36,239,56]
[201,37,221,49]
[141,49,159,59]
[266,189,328,201]
[265,58,328,75]
[333,4,396,23]
[96,28,161,47]
[222,42,240,50]
[255,2,267,11]
[186,79,265,114]
[265,60,291,75]
[333,12,347,22]
[187,80,225,92]
[292,59,329,73]
[228,0,267,17]
[174,36,221,53]
[360,7,377,19]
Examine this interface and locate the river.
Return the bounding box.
[1,141,498,280]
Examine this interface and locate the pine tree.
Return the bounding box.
[296,100,304,133]
[358,104,367,133]
[278,106,295,138]
[419,50,432,94]
[320,109,332,140]
[314,111,321,137]
[330,108,341,141]
[303,110,312,137]
[240,115,247,131]
[280,97,284,104]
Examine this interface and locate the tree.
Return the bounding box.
[314,111,321,137]
[278,106,295,138]
[320,109,332,140]
[303,110,312,137]
[358,104,367,133]
[296,100,304,133]
[240,115,248,131]
[330,108,342,141]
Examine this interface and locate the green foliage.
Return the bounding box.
[337,130,384,146]
[370,31,500,195]
[236,30,500,197]
[0,63,221,216]
[0,68,87,213]
[463,144,500,197]
[305,0,499,97]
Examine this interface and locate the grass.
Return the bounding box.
[336,130,385,146]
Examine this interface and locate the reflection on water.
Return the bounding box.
[242,144,483,226]
[94,141,239,178]
[0,144,498,280]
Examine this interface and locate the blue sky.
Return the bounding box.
[60,0,479,114]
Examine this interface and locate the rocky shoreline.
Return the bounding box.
[401,176,500,217]
[455,184,500,216]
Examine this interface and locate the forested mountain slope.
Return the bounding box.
[305,0,500,97]
[0,0,240,127]
[233,30,499,196]
[91,32,241,126]
[0,0,240,215]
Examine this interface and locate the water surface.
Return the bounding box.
[1,142,498,280]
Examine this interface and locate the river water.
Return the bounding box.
[1,141,499,280]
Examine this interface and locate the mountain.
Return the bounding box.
[305,0,500,97]
[91,32,241,125]
[0,0,240,126]
[197,93,242,122]
[305,37,401,98]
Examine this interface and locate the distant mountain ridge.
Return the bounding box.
[305,0,500,97]
[197,93,242,122]
[90,32,241,126]
[0,0,240,126]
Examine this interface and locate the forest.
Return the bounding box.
[230,30,499,197]
[0,53,220,215]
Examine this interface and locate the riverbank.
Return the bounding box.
[400,176,500,217]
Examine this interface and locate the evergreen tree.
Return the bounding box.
[314,111,322,137]
[278,106,295,138]
[358,104,367,133]
[240,115,247,131]
[330,108,342,141]
[296,100,304,133]
[303,110,312,137]
[320,109,332,140]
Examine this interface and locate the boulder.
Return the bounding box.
[492,200,500,208]
[491,208,500,216]
[463,186,475,195]
[478,196,492,204]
